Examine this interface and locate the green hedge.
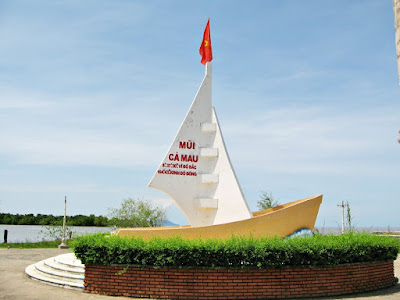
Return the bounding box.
[73,233,400,269]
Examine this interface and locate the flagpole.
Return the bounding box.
[58,196,69,249]
[205,62,212,77]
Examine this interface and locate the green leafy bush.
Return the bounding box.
[73,233,400,269]
[108,198,166,228]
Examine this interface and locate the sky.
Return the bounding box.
[0,1,399,228]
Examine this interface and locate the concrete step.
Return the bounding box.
[25,253,84,290]
[55,252,85,269]
[35,260,84,281]
[44,257,84,275]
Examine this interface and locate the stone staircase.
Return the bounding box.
[25,253,84,290]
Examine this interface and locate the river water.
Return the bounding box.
[0,224,113,243]
[1,225,399,243]
[315,226,400,235]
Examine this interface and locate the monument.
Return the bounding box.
[116,20,322,239]
[148,22,252,226]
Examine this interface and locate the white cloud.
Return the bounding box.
[0,88,178,167]
[0,183,118,193]
[151,197,176,210]
[220,104,399,176]
[0,127,162,167]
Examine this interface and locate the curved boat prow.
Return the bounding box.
[115,194,323,240]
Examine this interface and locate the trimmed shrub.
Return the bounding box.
[73,233,400,269]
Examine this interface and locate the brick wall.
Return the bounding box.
[84,261,396,299]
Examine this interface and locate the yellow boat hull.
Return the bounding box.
[115,194,323,240]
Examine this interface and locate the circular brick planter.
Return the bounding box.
[84,260,397,299]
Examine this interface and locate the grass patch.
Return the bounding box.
[73,232,400,269]
[0,239,73,249]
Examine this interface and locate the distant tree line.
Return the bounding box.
[0,198,168,228]
[0,213,109,227]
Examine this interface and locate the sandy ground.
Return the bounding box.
[0,248,399,300]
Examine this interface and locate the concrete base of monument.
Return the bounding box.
[115,194,323,240]
[84,260,397,299]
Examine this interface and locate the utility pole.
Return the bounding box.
[337,201,345,234]
[58,196,69,249]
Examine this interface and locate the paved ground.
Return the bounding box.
[0,248,399,300]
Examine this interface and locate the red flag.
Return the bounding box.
[199,19,212,65]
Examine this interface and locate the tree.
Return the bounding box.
[108,198,166,228]
[39,224,74,241]
[257,192,280,211]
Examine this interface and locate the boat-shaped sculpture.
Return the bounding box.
[115,21,322,239]
[115,61,322,239]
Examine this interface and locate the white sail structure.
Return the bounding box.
[148,62,252,227]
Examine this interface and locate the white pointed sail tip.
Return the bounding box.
[205,62,212,77]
